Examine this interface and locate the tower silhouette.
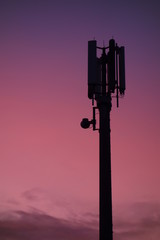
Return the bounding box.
[81,38,126,240]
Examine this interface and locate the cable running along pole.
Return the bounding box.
[81,38,126,240]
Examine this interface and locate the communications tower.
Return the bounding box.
[81,38,126,240]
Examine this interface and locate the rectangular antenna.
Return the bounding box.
[108,39,115,93]
[88,40,97,99]
[95,59,102,99]
[119,47,125,95]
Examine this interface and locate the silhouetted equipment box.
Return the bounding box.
[108,39,115,93]
[119,46,125,95]
[88,40,97,99]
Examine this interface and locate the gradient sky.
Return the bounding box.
[0,0,160,239]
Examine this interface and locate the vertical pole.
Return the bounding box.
[99,100,113,240]
[99,96,112,240]
[99,48,113,240]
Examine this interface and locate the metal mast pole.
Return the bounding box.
[98,48,112,240]
[99,96,112,240]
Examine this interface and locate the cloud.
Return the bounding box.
[0,201,160,240]
[21,188,98,221]
[0,210,98,240]
[22,188,47,202]
[113,201,160,240]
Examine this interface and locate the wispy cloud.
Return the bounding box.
[0,210,98,240]
[1,197,160,240]
[21,187,98,221]
[114,201,160,240]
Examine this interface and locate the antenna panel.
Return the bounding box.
[119,47,125,95]
[88,40,97,99]
[108,39,115,93]
[95,59,102,99]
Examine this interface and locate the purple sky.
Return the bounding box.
[0,0,160,239]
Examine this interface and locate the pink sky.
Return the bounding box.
[0,0,160,239]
